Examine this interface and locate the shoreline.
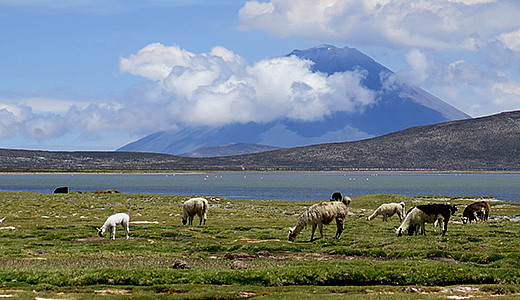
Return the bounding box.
[1,169,520,175]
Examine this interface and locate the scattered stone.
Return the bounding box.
[402,287,426,294]
[171,259,190,269]
[477,256,491,264]
[94,289,130,295]
[236,291,256,299]
[230,260,249,269]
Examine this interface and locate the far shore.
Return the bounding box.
[1,169,520,175]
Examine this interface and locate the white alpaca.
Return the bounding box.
[395,204,456,237]
[97,213,130,240]
[289,196,351,242]
[367,202,405,222]
[182,197,208,225]
[394,207,437,237]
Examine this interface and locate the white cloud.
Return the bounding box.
[498,29,520,52]
[238,0,520,50]
[488,82,520,109]
[120,43,196,82]
[120,43,376,127]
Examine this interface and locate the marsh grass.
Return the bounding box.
[0,191,519,299]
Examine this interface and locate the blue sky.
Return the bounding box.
[1,0,520,151]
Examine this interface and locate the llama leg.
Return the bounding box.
[440,218,447,236]
[335,218,344,239]
[110,226,116,240]
[124,223,129,239]
[310,224,317,241]
[318,223,324,240]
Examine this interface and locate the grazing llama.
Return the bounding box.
[289,196,351,242]
[395,204,456,237]
[182,197,209,225]
[462,201,491,224]
[97,213,130,240]
[367,202,405,222]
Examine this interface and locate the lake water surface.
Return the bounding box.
[0,172,519,202]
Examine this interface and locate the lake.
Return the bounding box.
[0,172,519,202]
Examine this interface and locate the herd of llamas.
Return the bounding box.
[86,192,490,241]
[0,190,488,240]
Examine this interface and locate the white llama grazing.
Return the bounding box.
[182,197,208,225]
[367,202,405,222]
[288,196,351,242]
[394,207,436,237]
[97,213,130,240]
[395,204,456,237]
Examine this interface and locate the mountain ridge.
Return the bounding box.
[179,142,282,158]
[2,110,519,172]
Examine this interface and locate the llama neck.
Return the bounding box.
[291,216,308,237]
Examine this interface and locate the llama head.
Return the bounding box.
[288,226,296,242]
[450,205,458,215]
[461,217,468,224]
[342,196,352,206]
[96,227,105,237]
[181,217,187,225]
[399,202,405,208]
[394,226,404,237]
[331,192,342,201]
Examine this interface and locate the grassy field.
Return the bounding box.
[0,191,519,299]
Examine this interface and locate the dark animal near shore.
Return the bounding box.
[53,186,68,193]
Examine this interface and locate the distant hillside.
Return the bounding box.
[179,143,282,157]
[118,45,470,156]
[1,110,519,171]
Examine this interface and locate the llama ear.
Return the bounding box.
[394,226,398,230]
[288,226,295,232]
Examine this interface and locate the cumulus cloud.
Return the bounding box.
[497,29,520,52]
[120,43,376,127]
[238,0,520,50]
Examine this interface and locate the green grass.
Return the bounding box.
[0,191,519,299]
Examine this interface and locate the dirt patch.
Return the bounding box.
[73,237,140,243]
[94,289,131,295]
[163,236,188,241]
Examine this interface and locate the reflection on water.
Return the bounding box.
[0,172,518,202]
